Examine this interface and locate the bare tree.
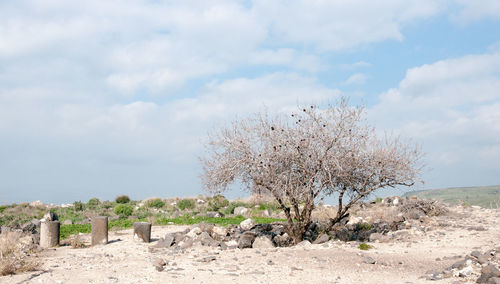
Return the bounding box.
[200,99,422,243]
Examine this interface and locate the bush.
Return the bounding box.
[208,195,229,211]
[113,204,133,218]
[115,195,131,204]
[258,202,278,211]
[87,198,100,208]
[0,231,40,275]
[73,201,84,211]
[358,243,372,250]
[357,223,371,230]
[147,198,165,208]
[177,199,195,210]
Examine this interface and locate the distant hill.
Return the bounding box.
[403,185,500,209]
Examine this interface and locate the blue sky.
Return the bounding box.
[1,0,500,204]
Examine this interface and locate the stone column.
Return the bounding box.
[91,216,108,246]
[133,222,152,243]
[40,221,60,248]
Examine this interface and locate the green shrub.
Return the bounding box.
[357,223,371,230]
[73,201,84,211]
[115,195,131,204]
[87,198,100,208]
[375,197,383,203]
[358,243,372,250]
[177,199,195,210]
[147,198,165,208]
[208,195,229,211]
[113,204,133,218]
[257,202,278,211]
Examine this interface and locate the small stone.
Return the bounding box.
[363,256,376,264]
[198,256,216,263]
[62,219,73,225]
[312,233,329,244]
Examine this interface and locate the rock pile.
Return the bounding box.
[421,246,500,283]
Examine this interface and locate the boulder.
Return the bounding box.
[239,218,255,231]
[225,239,238,249]
[199,232,218,247]
[197,223,214,233]
[477,264,500,283]
[488,277,500,284]
[186,227,202,238]
[273,233,292,247]
[238,231,256,249]
[179,237,194,249]
[312,233,329,244]
[22,222,37,234]
[154,233,175,248]
[234,207,249,216]
[41,212,58,222]
[252,236,275,249]
[211,226,228,240]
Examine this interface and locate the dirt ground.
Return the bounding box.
[2,206,499,284]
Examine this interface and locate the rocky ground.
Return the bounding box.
[1,200,500,284]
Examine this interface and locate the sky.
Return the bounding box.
[1,0,500,204]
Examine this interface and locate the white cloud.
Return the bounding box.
[344,73,367,85]
[450,0,500,24]
[253,0,443,51]
[369,52,500,187]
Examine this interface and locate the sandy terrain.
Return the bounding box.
[2,206,499,284]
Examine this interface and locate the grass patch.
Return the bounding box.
[60,224,91,240]
[357,223,372,230]
[358,243,372,250]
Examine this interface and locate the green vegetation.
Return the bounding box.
[60,224,91,240]
[375,197,383,203]
[73,201,84,211]
[207,195,229,211]
[357,223,371,230]
[358,243,372,250]
[87,198,100,208]
[115,195,131,204]
[257,202,279,211]
[113,204,133,218]
[403,185,500,208]
[146,198,165,208]
[177,199,195,210]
